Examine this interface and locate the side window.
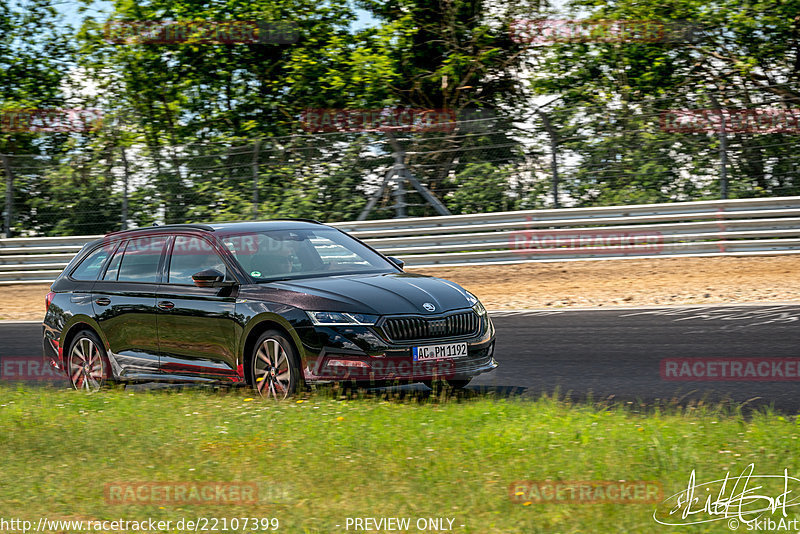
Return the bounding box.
[168,236,227,285]
[70,245,110,281]
[117,236,167,283]
[102,241,126,281]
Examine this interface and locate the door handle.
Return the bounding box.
[157,301,175,310]
[94,297,111,306]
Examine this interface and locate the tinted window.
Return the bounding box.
[102,241,126,281]
[70,245,110,281]
[117,236,167,283]
[307,234,375,270]
[168,236,227,285]
[220,228,394,281]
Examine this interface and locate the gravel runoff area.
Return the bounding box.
[1,255,799,321]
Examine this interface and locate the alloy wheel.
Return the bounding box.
[254,338,292,400]
[69,337,105,391]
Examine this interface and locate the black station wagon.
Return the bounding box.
[42,220,497,398]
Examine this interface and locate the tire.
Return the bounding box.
[67,330,113,392]
[250,330,302,400]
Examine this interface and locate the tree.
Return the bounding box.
[341,0,535,216]
[521,0,800,204]
[0,0,79,235]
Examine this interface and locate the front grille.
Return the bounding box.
[382,311,480,342]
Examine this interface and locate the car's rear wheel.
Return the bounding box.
[251,330,301,400]
[67,330,112,392]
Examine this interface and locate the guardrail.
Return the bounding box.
[2,196,800,284]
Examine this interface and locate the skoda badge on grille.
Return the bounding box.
[422,302,436,312]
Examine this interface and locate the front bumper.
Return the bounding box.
[297,312,497,384]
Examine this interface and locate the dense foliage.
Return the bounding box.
[0,0,797,234]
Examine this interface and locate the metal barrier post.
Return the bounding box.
[1,155,13,238]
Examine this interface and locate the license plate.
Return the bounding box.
[412,342,468,361]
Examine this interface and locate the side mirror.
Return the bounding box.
[387,256,405,270]
[192,269,230,288]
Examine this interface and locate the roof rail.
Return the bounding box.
[268,218,323,225]
[105,223,214,237]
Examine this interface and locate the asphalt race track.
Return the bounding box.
[2,304,799,411]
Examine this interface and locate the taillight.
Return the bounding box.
[45,291,55,313]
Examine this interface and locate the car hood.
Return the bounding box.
[239,272,476,315]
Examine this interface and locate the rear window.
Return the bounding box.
[102,241,125,281]
[116,236,168,283]
[70,245,110,281]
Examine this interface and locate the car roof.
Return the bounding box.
[103,219,326,239]
[210,219,325,233]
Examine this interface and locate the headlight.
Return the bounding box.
[464,290,486,316]
[472,300,487,317]
[306,311,379,326]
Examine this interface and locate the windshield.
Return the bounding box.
[218,228,397,282]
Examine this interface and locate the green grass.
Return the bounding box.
[0,386,798,533]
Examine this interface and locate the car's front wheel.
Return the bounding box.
[251,330,301,400]
[67,330,112,392]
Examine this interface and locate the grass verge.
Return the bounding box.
[0,386,797,533]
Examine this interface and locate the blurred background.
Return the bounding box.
[1,0,798,236]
